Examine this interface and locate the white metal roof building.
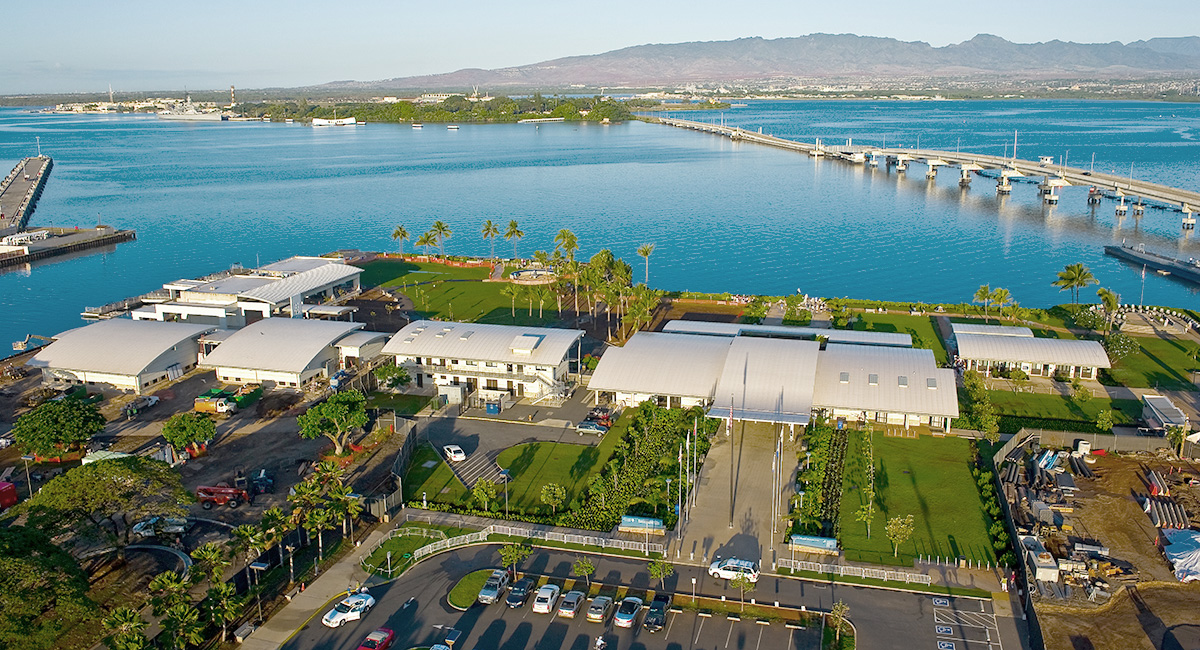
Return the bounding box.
[199,318,365,387]
[1142,394,1189,431]
[28,319,214,393]
[590,327,959,431]
[662,320,913,347]
[131,256,362,328]
[334,331,391,369]
[951,323,1110,380]
[381,321,585,400]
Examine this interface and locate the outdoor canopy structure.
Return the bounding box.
[28,319,215,393]
[589,321,959,431]
[199,318,375,387]
[950,323,1111,379]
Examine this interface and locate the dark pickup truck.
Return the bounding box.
[643,593,672,632]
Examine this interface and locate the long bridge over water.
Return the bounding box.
[658,117,1199,229]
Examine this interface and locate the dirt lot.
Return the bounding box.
[1039,583,1200,650]
[651,299,745,331]
[1034,453,1200,650]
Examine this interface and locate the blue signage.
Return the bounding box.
[620,515,665,530]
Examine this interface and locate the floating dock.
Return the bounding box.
[0,226,136,270]
[0,156,53,237]
[1104,243,1200,285]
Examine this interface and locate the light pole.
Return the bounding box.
[20,456,34,499]
[249,561,269,622]
[500,469,510,518]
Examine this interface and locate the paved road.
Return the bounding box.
[282,546,1013,650]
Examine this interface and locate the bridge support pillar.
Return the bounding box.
[896,160,907,173]
[1087,187,1102,205]
[869,154,880,167]
[1133,201,1145,216]
[1116,197,1128,216]
[925,164,939,179]
[997,174,1012,194]
[1184,210,1196,230]
[1044,188,1059,205]
[959,169,971,187]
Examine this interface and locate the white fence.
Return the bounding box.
[362,521,665,577]
[776,557,933,586]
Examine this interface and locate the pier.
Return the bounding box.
[0,226,136,270]
[1104,243,1200,286]
[658,117,1200,228]
[0,156,53,236]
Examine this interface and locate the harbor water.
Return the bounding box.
[0,100,1198,346]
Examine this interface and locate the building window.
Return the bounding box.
[839,372,850,384]
[898,376,908,388]
[868,373,878,386]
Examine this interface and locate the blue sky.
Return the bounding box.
[2,0,1196,94]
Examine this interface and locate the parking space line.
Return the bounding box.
[694,616,706,645]
[755,625,764,650]
[725,620,735,648]
[664,612,676,637]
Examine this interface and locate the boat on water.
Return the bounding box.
[157,95,226,121]
[412,123,423,129]
[447,125,459,130]
[1104,242,1200,286]
[730,103,749,108]
[312,117,358,127]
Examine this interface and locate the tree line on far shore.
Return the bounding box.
[236,93,634,123]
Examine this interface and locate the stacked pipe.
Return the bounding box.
[1147,470,1170,496]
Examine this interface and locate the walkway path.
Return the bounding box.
[762,300,786,325]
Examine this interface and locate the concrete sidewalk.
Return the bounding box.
[240,529,388,650]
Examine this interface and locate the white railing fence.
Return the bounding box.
[776,558,933,586]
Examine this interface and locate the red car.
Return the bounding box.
[357,628,395,650]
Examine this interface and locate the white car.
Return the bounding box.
[131,516,191,538]
[443,445,466,462]
[322,592,376,628]
[531,584,560,614]
[708,557,760,583]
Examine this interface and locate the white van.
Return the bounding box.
[708,557,760,583]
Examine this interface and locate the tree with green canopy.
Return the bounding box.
[729,573,756,611]
[481,220,500,259]
[0,526,97,650]
[12,398,105,457]
[161,412,215,455]
[500,543,533,577]
[973,284,992,322]
[1053,262,1098,305]
[648,558,674,589]
[637,243,655,285]
[540,483,566,514]
[572,556,595,587]
[391,225,409,257]
[374,363,411,389]
[297,389,368,456]
[473,478,498,511]
[102,607,148,650]
[430,220,452,257]
[504,219,524,259]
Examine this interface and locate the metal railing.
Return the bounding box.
[776,558,933,585]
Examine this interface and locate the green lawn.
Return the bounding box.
[839,433,993,566]
[847,313,948,364]
[496,423,624,515]
[403,443,469,504]
[363,523,477,574]
[366,392,433,414]
[358,259,492,287]
[987,390,1140,423]
[448,569,493,609]
[410,279,557,326]
[1106,336,1199,391]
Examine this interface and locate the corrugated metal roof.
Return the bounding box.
[1143,395,1188,428]
[955,333,1111,368]
[662,320,912,347]
[588,333,729,398]
[200,319,363,374]
[950,323,1034,337]
[812,344,959,418]
[709,337,819,424]
[29,319,213,377]
[334,331,390,349]
[382,320,583,367]
[240,263,361,305]
[258,256,342,274]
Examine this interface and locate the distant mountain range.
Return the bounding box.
[319,34,1200,91]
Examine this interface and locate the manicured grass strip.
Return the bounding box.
[403,443,469,503]
[358,259,491,287]
[487,534,664,560]
[778,568,991,598]
[839,433,994,566]
[363,523,477,573]
[847,313,948,364]
[409,279,557,326]
[448,569,492,609]
[495,427,623,514]
[1106,336,1199,391]
[987,391,1140,423]
[365,392,433,414]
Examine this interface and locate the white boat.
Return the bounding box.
[157,95,225,121]
[447,124,459,130]
[285,118,294,123]
[312,117,358,127]
[412,123,423,129]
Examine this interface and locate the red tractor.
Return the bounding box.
[196,485,253,510]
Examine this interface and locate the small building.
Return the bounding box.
[1142,394,1189,432]
[199,319,383,387]
[380,320,584,400]
[334,331,391,369]
[27,319,214,393]
[1021,535,1060,583]
[951,323,1110,380]
[132,256,361,328]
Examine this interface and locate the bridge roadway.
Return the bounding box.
[658,117,1200,219]
[0,156,53,236]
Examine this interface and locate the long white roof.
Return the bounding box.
[950,323,1034,338]
[587,333,729,398]
[29,319,213,377]
[383,320,583,367]
[710,337,819,425]
[662,320,912,347]
[240,262,361,305]
[955,333,1111,368]
[813,344,959,418]
[200,318,363,374]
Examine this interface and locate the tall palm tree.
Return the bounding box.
[973,284,992,322]
[229,524,264,596]
[554,228,579,262]
[204,582,238,643]
[430,221,452,257]
[259,506,289,567]
[501,284,521,319]
[189,541,230,588]
[637,243,655,285]
[504,220,524,259]
[481,220,500,259]
[1053,262,1098,305]
[532,249,550,267]
[415,232,437,257]
[326,482,362,538]
[160,604,205,650]
[103,607,148,650]
[148,570,191,616]
[1097,287,1120,333]
[391,226,409,257]
[990,287,1012,321]
[305,508,336,573]
[530,285,550,319]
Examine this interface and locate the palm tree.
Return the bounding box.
[1097,287,1120,333]
[204,582,238,643]
[990,287,1012,321]
[287,479,323,547]
[973,284,991,322]
[229,524,264,596]
[259,506,289,567]
[504,219,524,259]
[103,607,148,650]
[554,228,579,262]
[415,231,436,257]
[481,220,500,259]
[160,604,205,650]
[305,508,336,573]
[1053,262,1098,305]
[312,460,345,488]
[148,570,191,616]
[531,285,550,319]
[430,220,452,258]
[637,243,655,285]
[189,541,230,588]
[391,226,409,257]
[501,284,521,319]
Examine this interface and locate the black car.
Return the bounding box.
[506,578,535,608]
[643,594,671,632]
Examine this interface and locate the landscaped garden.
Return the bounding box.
[495,433,623,515]
[1105,335,1199,390]
[844,313,949,364]
[365,392,433,414]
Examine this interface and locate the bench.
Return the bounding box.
[234,623,257,643]
[285,585,303,602]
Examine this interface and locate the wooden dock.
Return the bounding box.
[0,156,53,237]
[0,226,136,270]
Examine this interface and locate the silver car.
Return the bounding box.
[476,569,510,605]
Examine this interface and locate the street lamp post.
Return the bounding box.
[20,456,34,499]
[249,562,269,622]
